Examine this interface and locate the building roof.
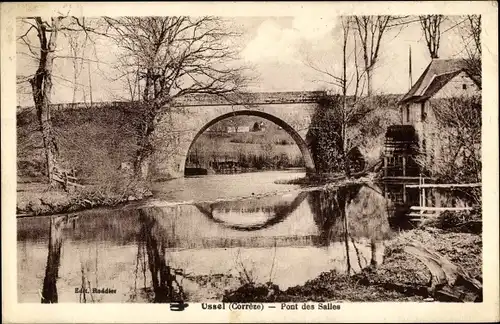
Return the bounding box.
[400,58,481,104]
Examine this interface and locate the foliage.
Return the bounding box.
[425,210,482,234]
[307,94,345,173]
[415,96,481,206]
[307,93,400,173]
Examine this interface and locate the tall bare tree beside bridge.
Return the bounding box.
[18,17,63,184]
[305,17,377,174]
[103,17,249,179]
[17,16,99,185]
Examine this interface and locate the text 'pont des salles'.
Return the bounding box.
[201,302,341,311]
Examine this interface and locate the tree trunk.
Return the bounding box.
[41,216,64,303]
[133,125,154,180]
[38,102,57,184]
[134,154,150,180]
[133,100,164,180]
[31,17,61,185]
[72,73,78,104]
[370,238,377,267]
[366,67,373,97]
[343,207,351,275]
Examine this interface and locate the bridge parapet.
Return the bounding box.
[173,91,326,106]
[17,91,326,112]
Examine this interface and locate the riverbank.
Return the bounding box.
[275,172,378,187]
[16,180,153,217]
[222,223,482,302]
[17,169,307,217]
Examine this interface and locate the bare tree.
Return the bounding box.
[353,16,393,96]
[462,15,481,80]
[466,15,481,57]
[304,17,365,100]
[305,17,377,174]
[417,96,481,205]
[65,31,88,103]
[351,15,419,96]
[103,17,249,179]
[419,15,444,59]
[306,15,413,98]
[17,16,100,184]
[18,17,64,184]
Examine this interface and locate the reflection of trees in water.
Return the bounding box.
[194,192,308,231]
[346,184,391,269]
[134,209,186,303]
[41,216,64,303]
[41,215,78,303]
[307,184,391,273]
[308,185,361,246]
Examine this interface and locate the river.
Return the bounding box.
[17,170,401,303]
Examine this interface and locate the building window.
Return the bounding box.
[462,84,467,90]
[420,102,427,122]
[406,105,410,123]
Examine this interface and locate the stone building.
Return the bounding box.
[398,58,481,174]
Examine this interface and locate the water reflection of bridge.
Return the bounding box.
[18,183,397,303]
[18,184,395,249]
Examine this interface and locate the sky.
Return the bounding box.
[16,15,474,107]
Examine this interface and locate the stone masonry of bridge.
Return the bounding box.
[150,91,324,179]
[18,91,325,179]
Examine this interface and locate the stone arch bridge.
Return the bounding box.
[150,91,324,179]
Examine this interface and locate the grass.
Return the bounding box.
[187,130,304,170]
[191,132,301,157]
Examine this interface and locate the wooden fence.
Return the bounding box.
[52,169,83,191]
[405,178,481,219]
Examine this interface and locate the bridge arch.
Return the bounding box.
[182,110,316,175]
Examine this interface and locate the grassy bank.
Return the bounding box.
[222,219,482,302]
[186,128,304,171]
[16,177,153,217]
[17,105,138,181]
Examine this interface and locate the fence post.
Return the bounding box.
[422,177,426,208]
[383,157,388,177]
[402,155,406,177]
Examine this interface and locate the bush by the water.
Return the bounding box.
[306,94,401,173]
